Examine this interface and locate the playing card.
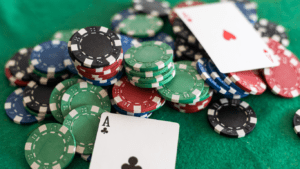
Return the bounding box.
[174,2,279,73]
[89,113,180,169]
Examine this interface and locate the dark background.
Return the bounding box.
[1,0,300,168]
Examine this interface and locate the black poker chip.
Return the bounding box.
[293,110,300,137]
[207,98,257,138]
[69,26,122,68]
[7,48,32,81]
[23,81,55,117]
[175,38,209,61]
[254,18,289,47]
[133,0,171,17]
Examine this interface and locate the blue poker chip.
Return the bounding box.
[111,99,151,118]
[140,32,175,50]
[81,154,92,162]
[117,34,140,54]
[30,40,68,74]
[111,8,137,31]
[80,69,124,86]
[63,55,78,75]
[5,88,44,124]
[235,2,258,25]
[196,58,248,99]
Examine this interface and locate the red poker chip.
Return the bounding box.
[171,91,213,110]
[74,49,123,74]
[77,64,123,80]
[266,38,284,55]
[4,63,29,86]
[263,46,300,98]
[112,76,162,113]
[168,1,204,25]
[228,70,266,95]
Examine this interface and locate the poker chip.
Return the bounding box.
[263,46,300,98]
[140,32,175,50]
[169,1,204,25]
[61,82,111,118]
[6,48,32,81]
[228,70,266,95]
[117,34,140,54]
[117,14,163,38]
[5,62,29,87]
[129,69,176,88]
[69,26,122,68]
[63,105,107,154]
[30,40,68,74]
[5,88,44,124]
[255,18,289,47]
[111,8,137,31]
[77,64,123,80]
[235,2,258,25]
[111,99,153,118]
[157,61,204,103]
[125,61,173,78]
[293,110,300,137]
[23,81,54,117]
[124,41,173,71]
[52,29,79,42]
[79,69,124,86]
[49,78,84,123]
[112,76,162,113]
[24,123,76,169]
[207,98,257,138]
[175,37,206,61]
[81,154,92,162]
[133,0,171,17]
[127,64,175,83]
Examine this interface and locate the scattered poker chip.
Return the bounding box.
[157,61,204,103]
[196,58,249,99]
[255,18,289,47]
[63,105,107,154]
[81,154,92,162]
[79,69,124,86]
[23,81,54,117]
[228,70,266,95]
[52,29,79,42]
[263,46,300,98]
[124,41,173,71]
[117,14,164,38]
[5,88,44,124]
[133,0,171,17]
[235,2,257,25]
[112,76,162,113]
[293,110,300,137]
[111,99,152,118]
[6,48,32,81]
[30,40,68,74]
[24,123,76,169]
[207,99,257,138]
[61,82,111,118]
[127,64,175,83]
[5,62,29,87]
[111,8,137,31]
[175,37,207,61]
[130,69,176,88]
[169,1,204,25]
[49,78,84,123]
[140,32,175,50]
[69,26,122,68]
[125,61,173,78]
[117,34,140,54]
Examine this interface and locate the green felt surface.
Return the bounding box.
[1,0,300,168]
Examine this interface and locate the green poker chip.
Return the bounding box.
[63,105,107,155]
[118,14,163,38]
[60,82,111,118]
[49,78,84,123]
[177,83,210,104]
[124,41,173,71]
[25,123,76,169]
[157,61,205,103]
[127,64,175,83]
[130,69,176,88]
[125,61,173,78]
[52,29,79,42]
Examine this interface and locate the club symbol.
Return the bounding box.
[101,127,108,134]
[121,156,142,169]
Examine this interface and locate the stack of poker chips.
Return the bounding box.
[157,61,213,113]
[124,41,176,88]
[112,76,165,118]
[68,26,124,86]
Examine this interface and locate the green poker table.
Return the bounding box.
[1,0,300,168]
